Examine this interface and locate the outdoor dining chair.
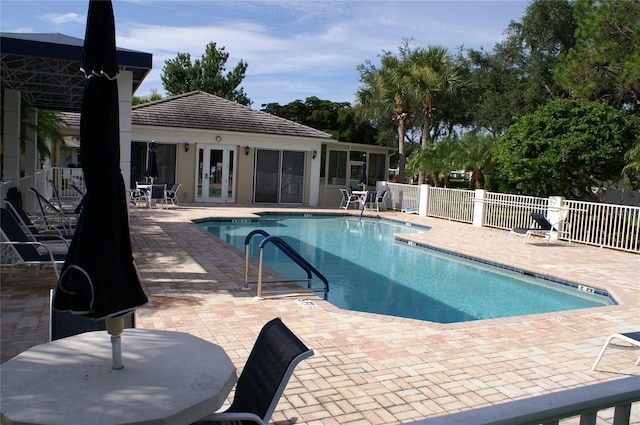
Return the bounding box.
[165,183,182,207]
[339,188,360,210]
[192,317,314,425]
[149,184,168,209]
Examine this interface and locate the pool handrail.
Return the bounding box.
[243,229,329,299]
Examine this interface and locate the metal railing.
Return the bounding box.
[427,187,475,223]
[408,376,640,425]
[243,230,329,299]
[383,183,639,253]
[386,182,420,213]
[484,192,549,230]
[564,199,640,252]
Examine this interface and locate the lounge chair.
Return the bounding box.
[48,179,79,214]
[592,332,640,370]
[29,187,77,233]
[339,188,360,210]
[49,289,134,341]
[1,207,69,253]
[192,318,314,425]
[165,183,182,207]
[0,208,66,279]
[4,197,73,242]
[507,212,557,244]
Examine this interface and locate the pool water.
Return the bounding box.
[200,215,612,324]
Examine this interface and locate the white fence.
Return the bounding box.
[384,183,640,253]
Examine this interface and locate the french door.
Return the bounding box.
[196,146,236,203]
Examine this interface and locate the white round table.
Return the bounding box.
[0,329,237,425]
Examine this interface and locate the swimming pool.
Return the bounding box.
[200,214,613,324]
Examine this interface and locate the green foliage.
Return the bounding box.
[456,132,495,189]
[261,97,377,144]
[555,0,640,113]
[161,42,251,105]
[494,98,640,199]
[407,137,459,187]
[132,89,162,106]
[464,0,577,135]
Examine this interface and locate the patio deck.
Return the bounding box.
[2,205,639,424]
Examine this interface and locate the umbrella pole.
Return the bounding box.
[106,317,125,369]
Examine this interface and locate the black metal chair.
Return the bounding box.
[192,318,314,425]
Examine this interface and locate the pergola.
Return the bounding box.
[0,32,152,195]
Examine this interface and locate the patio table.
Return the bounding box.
[0,329,237,425]
[353,190,373,210]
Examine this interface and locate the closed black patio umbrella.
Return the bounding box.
[359,154,367,188]
[358,154,369,220]
[145,141,159,183]
[54,0,148,369]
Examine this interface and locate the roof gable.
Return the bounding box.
[131,91,333,140]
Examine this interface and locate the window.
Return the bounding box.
[131,141,176,187]
[326,150,347,185]
[368,153,386,184]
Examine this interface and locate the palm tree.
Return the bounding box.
[456,132,494,189]
[13,108,67,167]
[408,45,471,184]
[356,45,414,182]
[407,137,458,187]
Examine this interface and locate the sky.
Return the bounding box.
[1,0,530,109]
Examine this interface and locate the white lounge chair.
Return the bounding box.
[592,332,640,370]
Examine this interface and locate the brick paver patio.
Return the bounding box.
[2,205,639,424]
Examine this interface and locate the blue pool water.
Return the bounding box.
[200,215,612,324]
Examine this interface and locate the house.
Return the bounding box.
[60,91,392,206]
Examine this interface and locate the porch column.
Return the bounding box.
[2,89,21,185]
[24,108,39,179]
[118,70,133,191]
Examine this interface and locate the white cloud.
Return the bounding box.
[40,12,85,26]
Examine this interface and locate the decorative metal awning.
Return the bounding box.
[1,32,152,112]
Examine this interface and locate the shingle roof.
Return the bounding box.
[131,91,333,140]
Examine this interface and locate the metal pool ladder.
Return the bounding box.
[243,229,329,299]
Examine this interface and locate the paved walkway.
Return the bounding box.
[2,205,639,424]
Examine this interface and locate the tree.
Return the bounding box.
[408,45,472,183]
[162,42,251,105]
[456,132,495,190]
[132,88,162,106]
[356,42,415,182]
[261,97,377,144]
[555,0,640,113]
[464,0,577,134]
[494,98,640,199]
[406,137,458,187]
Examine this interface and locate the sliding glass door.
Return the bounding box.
[254,149,305,204]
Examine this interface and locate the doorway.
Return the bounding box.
[196,146,236,202]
